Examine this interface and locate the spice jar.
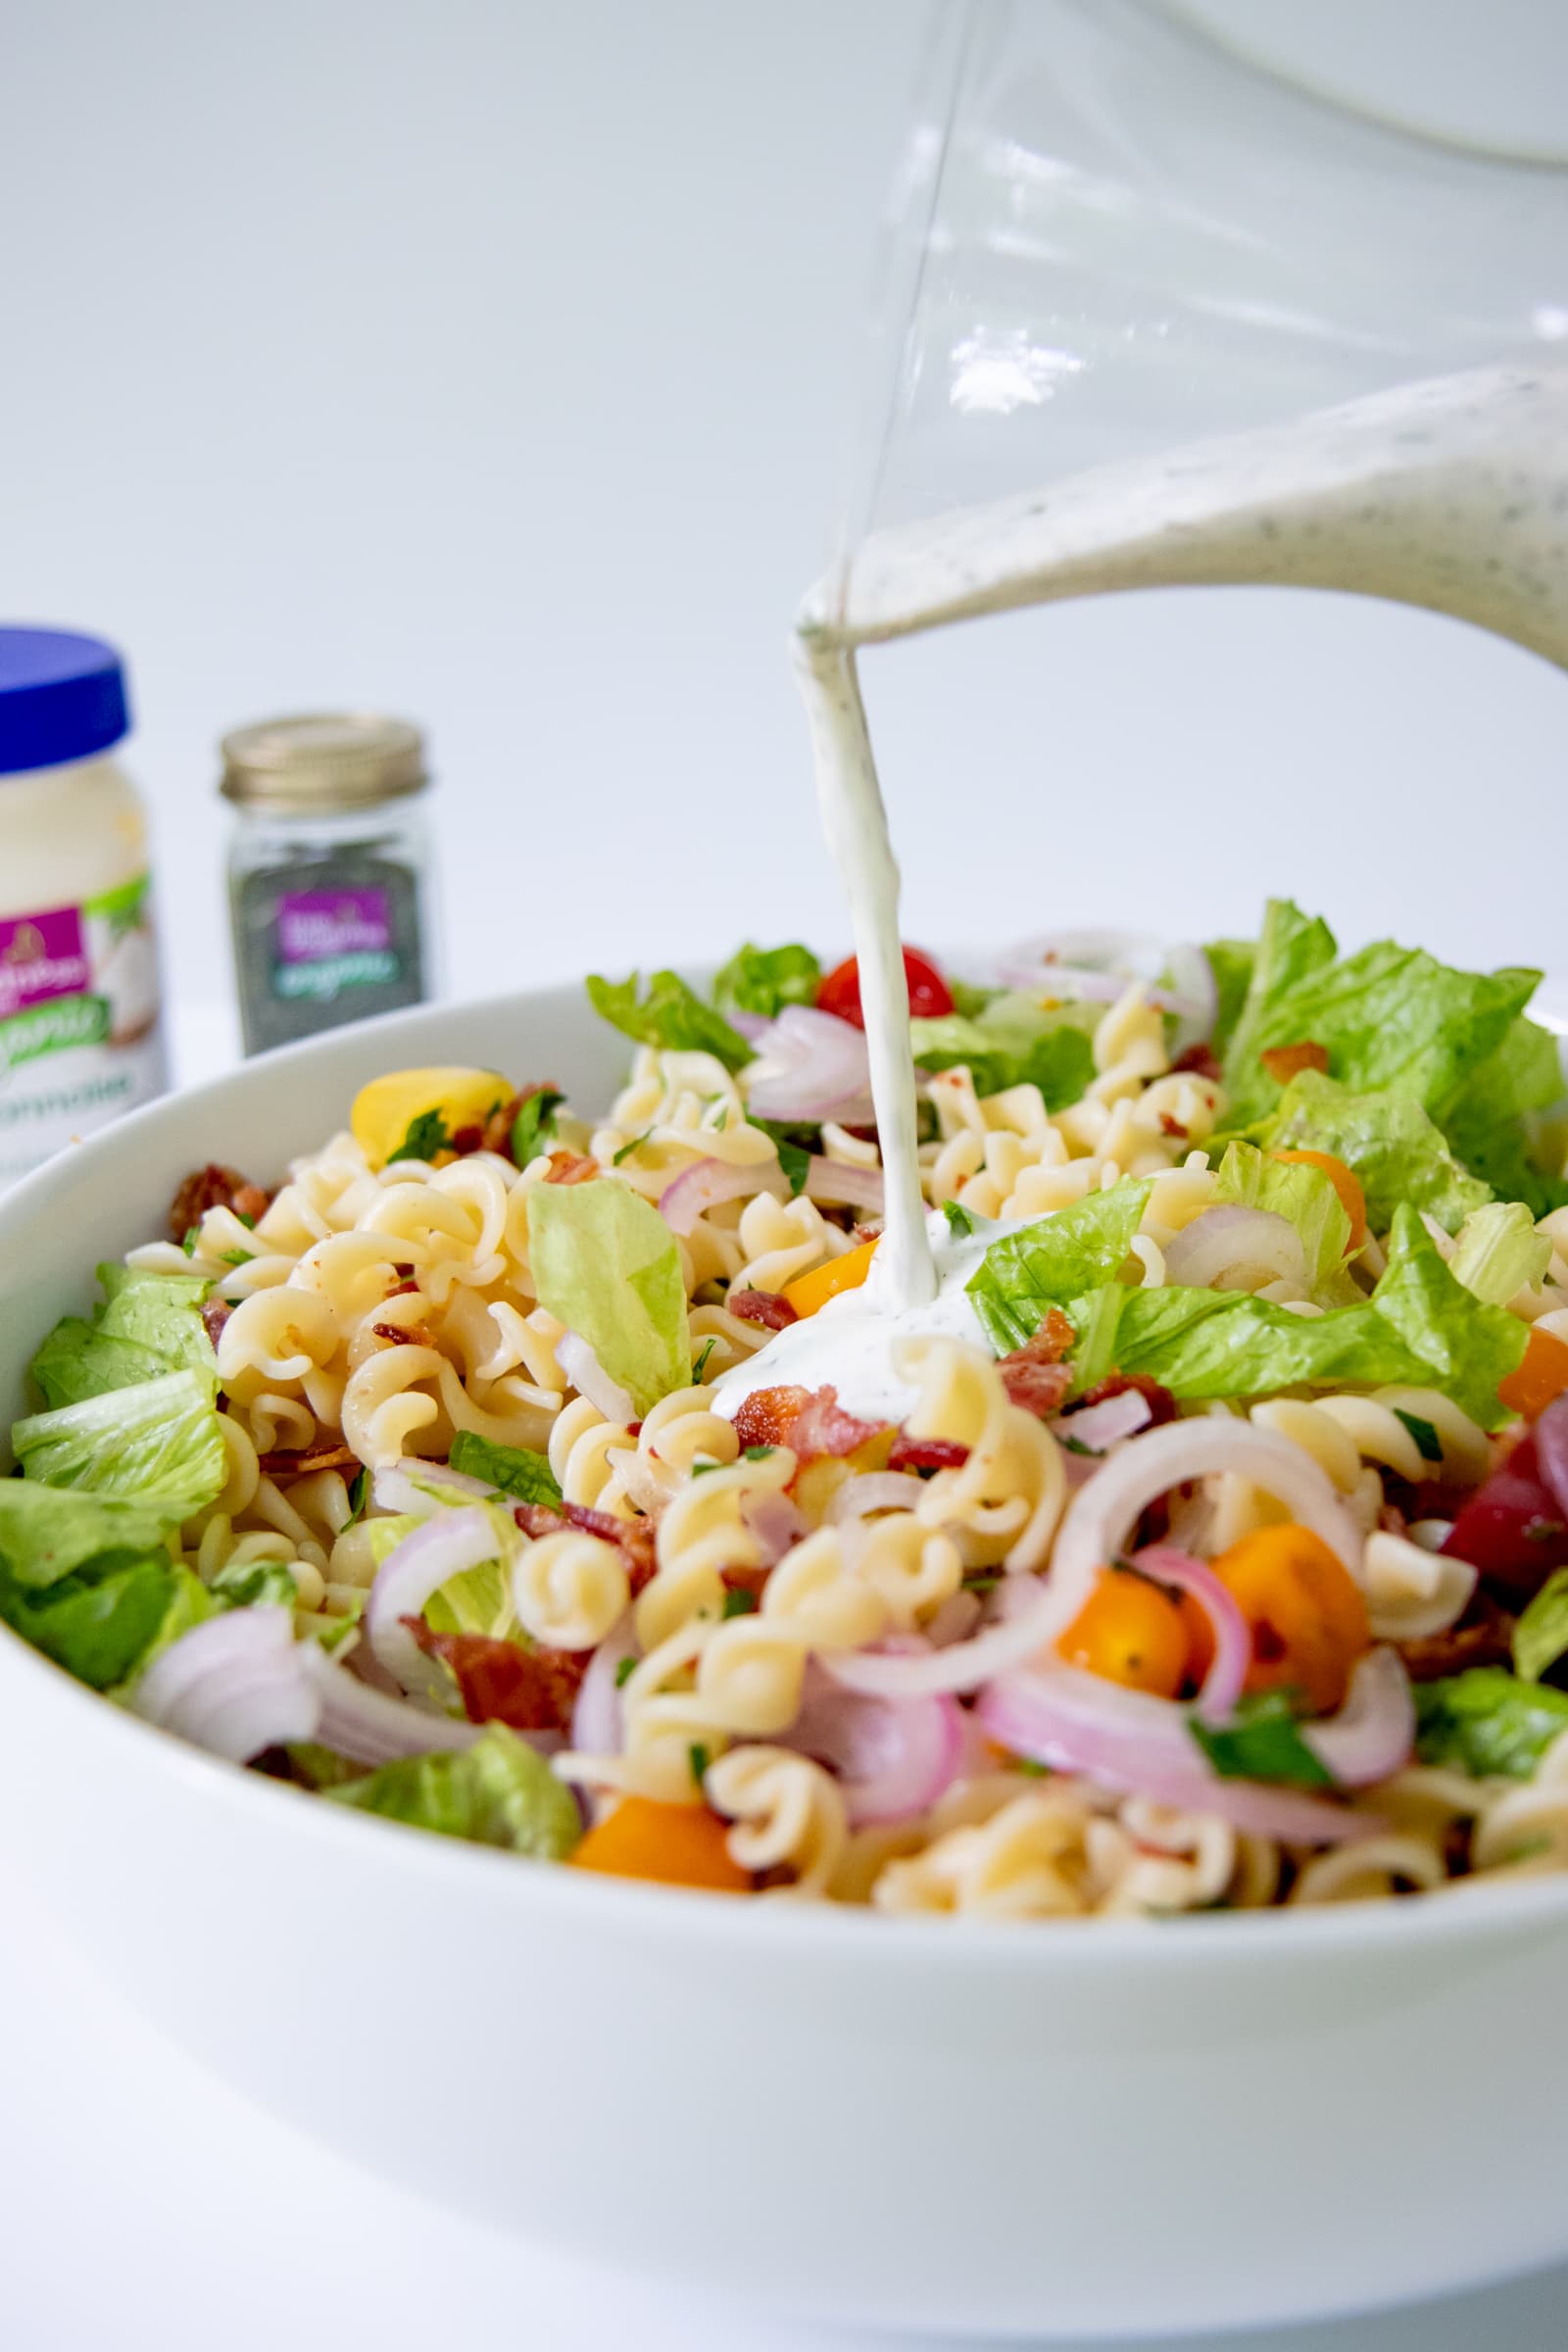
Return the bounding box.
[221,713,435,1055]
[0,626,168,1187]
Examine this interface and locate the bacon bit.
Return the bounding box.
[1170,1043,1222,1084]
[404,1617,586,1733]
[201,1298,232,1348]
[1261,1040,1330,1085]
[731,1382,887,1465]
[545,1150,598,1185]
[888,1434,970,1473]
[384,1276,421,1298]
[994,1309,1078,1418]
[1073,1372,1178,1429]
[729,1288,799,1332]
[169,1162,271,1243]
[369,1317,439,1349]
[514,1498,657,1592]
[449,1123,484,1155]
[257,1441,362,1480]
[484,1081,560,1161]
[1158,1112,1189,1139]
[731,1386,812,1451]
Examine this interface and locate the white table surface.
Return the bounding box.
[5,1001,1568,2352]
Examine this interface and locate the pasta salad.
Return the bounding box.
[8,901,1568,1920]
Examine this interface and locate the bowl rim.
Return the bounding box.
[4,977,1567,1972]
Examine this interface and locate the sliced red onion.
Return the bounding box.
[976,1665,1373,1846]
[804,1155,885,1213]
[745,1005,870,1123]
[826,1471,928,1522]
[659,1154,786,1236]
[570,1610,639,1755]
[558,1331,636,1423]
[1300,1646,1415,1788]
[1164,1204,1307,1295]
[132,1604,480,1766]
[372,1459,497,1518]
[728,1010,770,1042]
[1162,943,1219,1057]
[1131,1544,1250,1725]
[996,929,1211,1027]
[367,1505,506,1701]
[779,1657,965,1826]
[1535,1396,1568,1519]
[925,1589,984,1646]
[821,1417,1362,1701]
[742,1488,808,1562]
[1053,1390,1152,1454]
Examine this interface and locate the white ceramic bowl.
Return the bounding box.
[4,987,1568,2340]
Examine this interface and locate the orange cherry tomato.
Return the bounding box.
[816,947,955,1030]
[1498,1324,1568,1421]
[1059,1567,1191,1699]
[781,1236,880,1320]
[1177,1589,1216,1691]
[1260,1041,1330,1085]
[1269,1148,1368,1254]
[1208,1522,1370,1715]
[571,1797,751,1893]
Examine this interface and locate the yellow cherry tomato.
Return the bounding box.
[1498,1325,1568,1421]
[1209,1522,1370,1714]
[1058,1567,1192,1698]
[571,1797,751,1892]
[350,1066,510,1169]
[781,1237,880,1320]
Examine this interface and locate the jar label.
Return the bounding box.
[0,875,168,1188]
[273,887,400,1002]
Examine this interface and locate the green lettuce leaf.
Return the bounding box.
[1512,1572,1568,1686]
[1449,1201,1552,1307]
[448,1430,563,1508]
[0,1479,186,1587]
[910,992,1098,1106]
[1443,1014,1568,1216]
[967,1178,1152,1352]
[1218,898,1337,1123]
[210,1557,299,1610]
[1060,1204,1525,1426]
[363,1513,421,1569]
[321,1723,582,1858]
[949,976,1002,1020]
[1212,1139,1351,1298]
[1204,938,1256,1060]
[1267,1069,1491,1236]
[711,942,821,1020]
[29,1322,168,1410]
[586,969,751,1072]
[95,1265,217,1382]
[527,1179,690,1418]
[0,1552,188,1690]
[12,1367,226,1516]
[1413,1669,1568,1779]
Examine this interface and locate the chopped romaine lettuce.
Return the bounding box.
[948,976,1003,1020]
[586,969,751,1072]
[12,1366,226,1516]
[1211,1139,1352,1299]
[321,1723,582,1858]
[910,992,1097,1106]
[1217,898,1337,1122]
[1266,1069,1491,1235]
[1448,1200,1552,1307]
[448,1430,563,1508]
[1203,938,1256,1060]
[711,942,821,1020]
[1443,1013,1568,1215]
[967,1178,1152,1352]
[210,1557,299,1610]
[0,1478,186,1586]
[0,1552,191,1690]
[28,1321,168,1410]
[1413,1669,1568,1779]
[527,1179,691,1417]
[29,1264,217,1410]
[1061,1204,1525,1426]
[1512,1571,1568,1686]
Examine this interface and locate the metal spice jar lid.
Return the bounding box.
[219,712,428,810]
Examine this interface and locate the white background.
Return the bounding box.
[3,3,1568,2346]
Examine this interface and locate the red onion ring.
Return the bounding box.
[741,1488,808,1562]
[558,1331,636,1423]
[975,1664,1375,1846]
[1534,1395,1568,1518]
[372,1460,497,1517]
[1163,1204,1307,1294]
[133,1604,482,1766]
[804,1155,885,1213]
[779,1656,965,1826]
[1300,1646,1415,1788]
[366,1505,506,1701]
[1053,1389,1152,1454]
[745,1005,871,1123]
[1131,1544,1250,1724]
[997,928,1211,1026]
[659,1155,787,1235]
[570,1609,639,1755]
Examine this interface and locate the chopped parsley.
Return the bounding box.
[691,1338,717,1382]
[510,1089,564,1164]
[180,1225,200,1256]
[1187,1689,1334,1789]
[743,1445,774,1461]
[940,1199,978,1238]
[1394,1407,1444,1465]
[612,1128,651,1165]
[614,1655,637,1689]
[390,1108,451,1164]
[721,1587,758,1619]
[688,1741,710,1788]
[345,1467,368,1526]
[220,1248,255,1268]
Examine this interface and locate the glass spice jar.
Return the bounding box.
[220,712,436,1055]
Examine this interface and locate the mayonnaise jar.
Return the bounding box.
[0,628,168,1186]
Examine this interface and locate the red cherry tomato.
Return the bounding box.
[1441,1416,1568,1604]
[816,948,955,1030]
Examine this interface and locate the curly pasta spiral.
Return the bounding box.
[893,1336,1065,1571]
[705,1745,848,1895]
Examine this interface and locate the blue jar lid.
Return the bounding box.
[0,626,131,776]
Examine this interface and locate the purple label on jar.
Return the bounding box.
[0,905,90,1018]
[276,890,392,964]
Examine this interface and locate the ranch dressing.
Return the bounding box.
[726,361,1568,1418]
